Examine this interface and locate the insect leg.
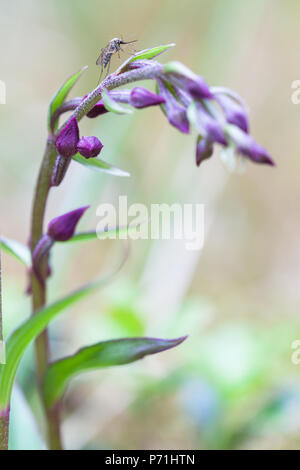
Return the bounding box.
[97,66,103,86]
[106,59,111,77]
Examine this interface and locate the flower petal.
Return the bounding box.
[55,117,79,158]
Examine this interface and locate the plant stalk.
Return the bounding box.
[30,138,63,449]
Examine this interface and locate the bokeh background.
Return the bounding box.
[1,0,300,450]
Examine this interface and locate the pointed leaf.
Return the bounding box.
[72,153,130,177]
[101,88,132,115]
[48,66,88,133]
[117,44,175,74]
[0,237,31,267]
[43,336,187,407]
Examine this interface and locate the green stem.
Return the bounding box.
[0,252,8,451]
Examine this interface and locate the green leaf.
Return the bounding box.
[72,153,130,177]
[0,237,31,267]
[101,88,132,115]
[117,44,176,74]
[43,336,187,407]
[47,66,88,133]
[0,251,127,410]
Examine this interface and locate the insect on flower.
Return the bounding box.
[96,37,137,82]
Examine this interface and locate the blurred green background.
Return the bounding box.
[1,0,300,450]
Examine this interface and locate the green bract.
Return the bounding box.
[72,153,130,177]
[48,66,88,133]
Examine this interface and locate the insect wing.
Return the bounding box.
[96,48,106,65]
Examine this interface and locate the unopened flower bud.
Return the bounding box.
[157,79,190,134]
[77,136,103,159]
[195,104,227,145]
[164,61,213,100]
[55,117,79,158]
[227,125,275,166]
[130,87,165,108]
[215,93,249,133]
[86,100,108,118]
[196,137,214,166]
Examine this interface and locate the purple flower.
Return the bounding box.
[86,99,108,118]
[227,126,275,166]
[157,79,190,134]
[164,62,213,100]
[77,136,103,159]
[196,137,214,166]
[55,117,79,158]
[215,93,249,133]
[47,206,89,242]
[129,87,165,108]
[194,104,227,145]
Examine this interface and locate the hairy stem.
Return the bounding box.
[30,138,61,449]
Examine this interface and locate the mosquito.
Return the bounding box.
[96,38,137,83]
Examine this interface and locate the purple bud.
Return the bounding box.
[196,137,214,166]
[215,93,249,133]
[55,117,80,158]
[157,80,190,134]
[129,87,165,108]
[86,99,108,118]
[227,126,275,166]
[77,136,103,159]
[239,139,274,166]
[48,206,89,242]
[164,62,212,100]
[195,104,227,145]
